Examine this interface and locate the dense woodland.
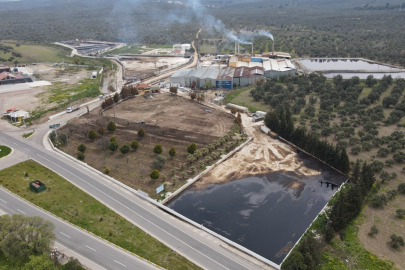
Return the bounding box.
[0,0,404,66]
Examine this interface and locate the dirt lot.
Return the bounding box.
[58,93,237,197]
[103,93,234,137]
[192,113,323,190]
[122,56,189,78]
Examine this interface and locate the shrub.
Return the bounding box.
[398,183,405,194]
[107,121,116,132]
[387,190,397,200]
[368,225,379,236]
[104,167,110,174]
[98,126,106,135]
[350,145,361,155]
[88,130,97,140]
[110,136,117,143]
[150,169,160,180]
[24,172,28,177]
[77,143,87,153]
[153,144,163,155]
[77,152,85,160]
[187,143,197,154]
[169,147,176,158]
[131,140,139,151]
[120,144,130,155]
[396,209,405,218]
[390,234,404,249]
[371,194,387,208]
[138,128,145,138]
[109,141,118,151]
[152,155,167,170]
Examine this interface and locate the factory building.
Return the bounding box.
[233,67,250,87]
[249,67,265,84]
[169,68,193,87]
[200,68,220,88]
[187,68,208,87]
[216,67,235,89]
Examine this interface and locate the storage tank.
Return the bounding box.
[226,103,248,112]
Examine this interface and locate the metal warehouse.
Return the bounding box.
[216,67,236,89]
[169,68,193,87]
[200,68,220,88]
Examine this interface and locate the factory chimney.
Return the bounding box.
[272,41,275,58]
[235,43,237,54]
[251,43,254,56]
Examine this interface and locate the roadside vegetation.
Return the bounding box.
[0,160,200,270]
[22,132,35,138]
[0,146,11,158]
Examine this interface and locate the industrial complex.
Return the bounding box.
[170,52,296,89]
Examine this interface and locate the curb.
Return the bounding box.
[22,131,36,139]
[0,185,165,270]
[0,146,13,160]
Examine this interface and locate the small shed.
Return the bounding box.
[30,180,46,193]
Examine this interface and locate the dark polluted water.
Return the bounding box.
[167,153,347,265]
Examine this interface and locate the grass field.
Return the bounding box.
[0,42,71,64]
[0,160,199,270]
[101,45,142,55]
[0,146,11,158]
[224,86,269,112]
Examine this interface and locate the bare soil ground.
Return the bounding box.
[58,94,237,197]
[122,57,189,78]
[358,179,405,269]
[192,112,322,190]
[103,93,234,137]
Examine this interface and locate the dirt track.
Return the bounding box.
[193,111,321,190]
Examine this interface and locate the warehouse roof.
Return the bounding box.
[171,68,193,78]
[201,68,220,80]
[217,67,235,81]
[249,62,263,68]
[188,68,208,78]
[233,67,250,78]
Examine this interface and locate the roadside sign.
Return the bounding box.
[156,184,165,194]
[49,124,60,129]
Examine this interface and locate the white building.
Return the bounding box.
[169,68,193,87]
[181,44,191,53]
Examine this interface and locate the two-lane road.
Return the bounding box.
[0,132,252,270]
[0,188,158,270]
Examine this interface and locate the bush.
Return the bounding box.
[98,126,106,135]
[368,225,379,236]
[153,144,163,154]
[387,190,397,200]
[131,140,139,151]
[398,183,405,194]
[24,172,28,177]
[77,143,87,153]
[120,144,130,155]
[150,169,160,180]
[88,130,97,140]
[152,155,167,170]
[351,145,362,155]
[104,167,110,174]
[169,147,176,158]
[107,121,116,132]
[109,141,118,151]
[187,143,197,154]
[77,152,85,160]
[138,128,145,138]
[371,194,387,208]
[390,234,404,249]
[110,136,117,143]
[396,209,405,218]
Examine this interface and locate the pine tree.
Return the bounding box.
[339,147,350,174]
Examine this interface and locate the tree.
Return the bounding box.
[131,140,139,151]
[396,209,405,218]
[77,143,86,153]
[120,144,130,155]
[150,169,160,180]
[153,144,163,154]
[351,145,362,155]
[109,141,118,151]
[77,152,85,160]
[73,56,80,65]
[107,121,116,132]
[0,215,55,263]
[113,92,120,103]
[369,225,379,236]
[98,126,106,135]
[390,234,404,249]
[190,93,196,100]
[187,143,197,154]
[371,194,387,208]
[23,255,57,270]
[282,250,307,270]
[152,155,166,170]
[88,130,97,140]
[377,147,389,157]
[366,75,377,87]
[138,128,145,138]
[169,147,176,158]
[169,87,178,95]
[398,183,405,194]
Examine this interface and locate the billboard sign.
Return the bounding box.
[156,184,165,194]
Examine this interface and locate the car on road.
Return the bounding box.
[140,120,145,124]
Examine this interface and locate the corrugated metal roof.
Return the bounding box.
[201,68,220,80]
[263,61,271,71]
[233,67,250,78]
[270,59,280,71]
[248,62,263,68]
[188,68,208,78]
[171,68,193,78]
[237,61,249,67]
[217,67,236,81]
[249,67,264,77]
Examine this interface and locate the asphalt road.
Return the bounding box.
[0,188,158,270]
[0,132,252,270]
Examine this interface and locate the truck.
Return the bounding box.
[66,105,80,113]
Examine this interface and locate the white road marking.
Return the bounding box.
[114,260,126,267]
[35,154,236,270]
[60,232,71,238]
[1,137,6,140]
[0,199,6,203]
[24,148,30,151]
[13,142,18,145]
[85,245,96,252]
[17,209,25,214]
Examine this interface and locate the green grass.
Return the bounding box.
[22,132,34,138]
[0,43,71,64]
[0,160,200,270]
[224,86,269,112]
[101,45,142,55]
[0,146,11,158]
[146,44,173,49]
[199,44,218,54]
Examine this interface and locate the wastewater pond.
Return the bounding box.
[300,58,402,71]
[325,72,405,79]
[167,152,347,265]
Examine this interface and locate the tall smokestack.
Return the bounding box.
[235,43,237,54]
[272,41,275,58]
[238,43,240,54]
[251,43,254,56]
